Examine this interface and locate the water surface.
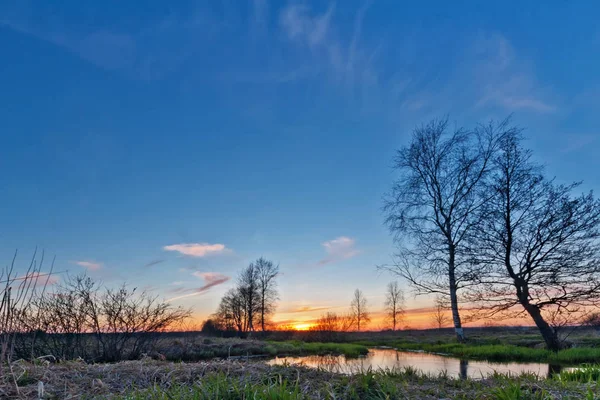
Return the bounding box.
[267,348,558,379]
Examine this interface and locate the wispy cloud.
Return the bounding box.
[279,3,334,48]
[163,243,231,257]
[319,236,359,265]
[16,271,59,287]
[560,134,598,153]
[472,33,555,113]
[72,260,102,271]
[167,272,230,302]
[277,1,378,93]
[144,259,165,268]
[281,305,333,314]
[0,5,220,80]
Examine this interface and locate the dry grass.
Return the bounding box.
[0,358,597,399]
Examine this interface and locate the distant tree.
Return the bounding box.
[238,263,260,333]
[310,311,353,341]
[255,258,279,331]
[201,319,222,335]
[216,288,246,334]
[583,312,600,328]
[350,289,371,331]
[582,313,600,333]
[384,281,405,331]
[431,296,449,330]
[312,312,354,333]
[214,258,279,336]
[468,128,600,351]
[382,118,502,342]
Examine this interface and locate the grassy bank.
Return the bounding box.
[346,326,600,349]
[155,337,368,361]
[3,358,596,399]
[355,340,600,365]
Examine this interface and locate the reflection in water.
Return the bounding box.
[459,359,468,380]
[267,349,553,379]
[548,364,563,376]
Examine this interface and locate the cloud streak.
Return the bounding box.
[16,271,59,287]
[471,33,555,113]
[277,1,380,94]
[72,260,102,271]
[163,243,230,257]
[144,259,165,268]
[281,305,333,314]
[167,272,230,302]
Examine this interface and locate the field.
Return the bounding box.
[3,358,600,399]
[3,327,600,398]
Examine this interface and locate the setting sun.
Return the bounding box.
[293,323,313,331]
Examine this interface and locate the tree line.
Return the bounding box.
[382,117,600,351]
[208,256,409,336]
[309,284,406,340]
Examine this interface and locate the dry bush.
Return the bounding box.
[26,274,191,362]
[308,312,354,342]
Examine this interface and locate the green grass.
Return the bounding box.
[355,340,600,365]
[115,366,600,400]
[120,373,304,400]
[276,341,369,358]
[556,365,600,383]
[164,338,368,361]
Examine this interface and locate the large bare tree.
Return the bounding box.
[350,289,370,331]
[255,258,279,331]
[238,263,260,333]
[382,118,501,341]
[468,128,600,350]
[384,281,405,331]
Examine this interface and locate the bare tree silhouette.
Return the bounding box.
[214,258,279,335]
[468,126,600,350]
[255,258,279,332]
[431,296,450,330]
[384,281,405,331]
[350,289,370,331]
[382,117,503,342]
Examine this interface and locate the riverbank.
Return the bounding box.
[394,343,600,365]
[2,358,597,399]
[350,326,600,365]
[148,337,368,361]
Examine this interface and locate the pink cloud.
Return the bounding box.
[319,236,359,265]
[163,243,230,257]
[16,271,59,287]
[72,260,102,271]
[167,272,230,302]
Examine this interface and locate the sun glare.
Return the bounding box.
[293,323,312,331]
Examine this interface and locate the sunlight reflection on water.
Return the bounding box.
[267,348,558,379]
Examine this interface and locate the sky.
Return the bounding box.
[1,0,599,330]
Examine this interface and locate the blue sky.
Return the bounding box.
[1,0,599,327]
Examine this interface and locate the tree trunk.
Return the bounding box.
[448,245,465,342]
[523,301,561,351]
[261,295,266,332]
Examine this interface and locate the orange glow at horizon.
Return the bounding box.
[292,323,313,331]
[185,305,533,332]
